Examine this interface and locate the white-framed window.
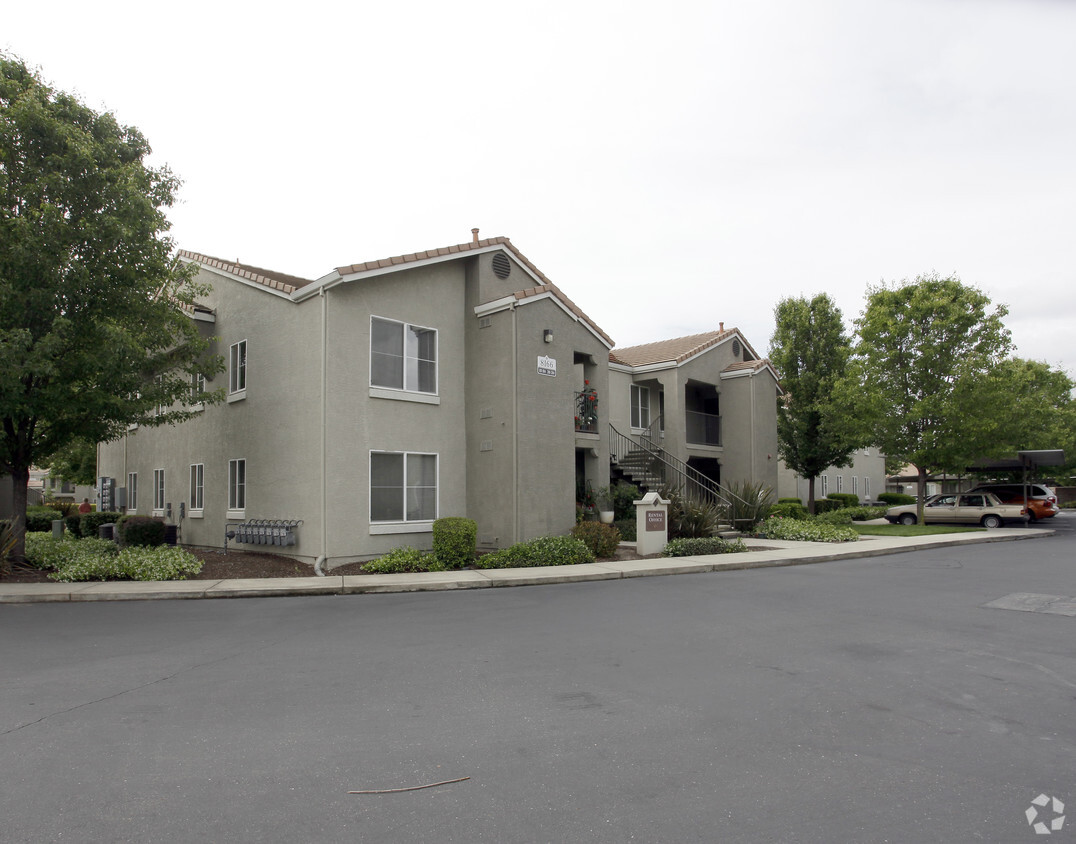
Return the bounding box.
[152,468,165,514]
[229,340,247,396]
[370,317,437,394]
[127,472,138,512]
[630,384,651,429]
[228,459,246,513]
[865,477,871,498]
[189,463,204,512]
[191,372,206,406]
[370,451,437,525]
[821,475,829,495]
[837,475,845,493]
[852,476,859,496]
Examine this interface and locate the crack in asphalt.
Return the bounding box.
[1,639,285,737]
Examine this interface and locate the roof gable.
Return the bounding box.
[181,236,613,347]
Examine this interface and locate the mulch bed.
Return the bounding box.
[1,544,658,584]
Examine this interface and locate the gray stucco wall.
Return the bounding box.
[97,266,324,559]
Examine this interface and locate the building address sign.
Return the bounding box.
[537,355,557,377]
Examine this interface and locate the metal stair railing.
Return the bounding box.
[609,423,749,511]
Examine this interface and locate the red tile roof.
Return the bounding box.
[610,329,739,367]
[336,236,614,347]
[182,237,614,347]
[179,251,316,294]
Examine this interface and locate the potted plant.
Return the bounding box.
[595,486,615,524]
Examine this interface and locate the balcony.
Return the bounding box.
[574,389,598,433]
[686,410,721,446]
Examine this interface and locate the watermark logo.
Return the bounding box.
[1026,794,1065,835]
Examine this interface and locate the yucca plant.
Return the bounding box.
[723,479,775,531]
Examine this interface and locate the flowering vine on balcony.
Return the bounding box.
[575,380,599,433]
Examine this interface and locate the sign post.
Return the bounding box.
[634,491,671,556]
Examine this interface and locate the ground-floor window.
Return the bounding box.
[127,472,138,512]
[229,459,246,512]
[370,451,437,522]
[865,477,871,498]
[189,464,204,511]
[153,468,165,514]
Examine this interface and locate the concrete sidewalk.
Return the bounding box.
[0,528,1053,604]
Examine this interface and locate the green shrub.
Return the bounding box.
[811,498,843,514]
[26,507,64,532]
[769,501,809,520]
[64,514,82,534]
[363,546,446,574]
[24,533,201,581]
[476,536,594,569]
[609,482,640,520]
[432,517,477,569]
[570,521,621,557]
[878,492,915,505]
[662,536,747,557]
[724,480,775,531]
[24,534,118,571]
[814,505,888,524]
[751,516,859,542]
[614,517,636,542]
[79,511,124,537]
[777,497,803,505]
[117,515,167,547]
[1061,500,1076,509]
[826,493,860,509]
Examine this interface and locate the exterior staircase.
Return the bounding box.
[609,423,748,533]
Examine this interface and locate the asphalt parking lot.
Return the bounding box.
[1,515,1073,843]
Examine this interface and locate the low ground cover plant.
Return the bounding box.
[362,546,446,574]
[813,505,888,524]
[476,536,594,569]
[751,516,859,543]
[662,536,748,557]
[24,534,202,581]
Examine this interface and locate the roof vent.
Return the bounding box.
[732,339,742,357]
[491,253,511,279]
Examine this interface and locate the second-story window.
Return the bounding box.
[229,340,247,394]
[630,384,650,429]
[371,317,437,394]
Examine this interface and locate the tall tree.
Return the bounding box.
[769,293,861,514]
[0,56,221,565]
[43,437,98,487]
[850,274,1012,522]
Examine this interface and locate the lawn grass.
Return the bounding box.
[850,523,983,536]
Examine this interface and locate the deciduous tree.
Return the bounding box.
[769,294,861,514]
[850,274,1012,522]
[0,56,221,565]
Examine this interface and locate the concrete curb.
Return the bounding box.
[0,528,1054,604]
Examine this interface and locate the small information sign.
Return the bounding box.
[537,355,557,377]
[645,510,666,532]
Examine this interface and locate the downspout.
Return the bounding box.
[750,373,756,482]
[512,301,519,542]
[314,287,329,576]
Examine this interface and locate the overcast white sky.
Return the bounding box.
[6,0,1075,377]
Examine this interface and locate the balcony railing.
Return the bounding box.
[685,410,721,446]
[575,390,599,433]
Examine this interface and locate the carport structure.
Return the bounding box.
[966,449,1066,514]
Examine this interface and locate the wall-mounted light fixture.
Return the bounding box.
[543,328,554,343]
